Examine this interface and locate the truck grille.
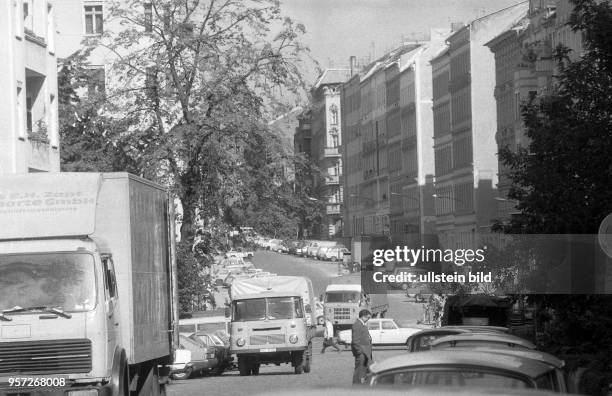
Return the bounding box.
[333,308,351,320]
[250,334,285,345]
[0,339,92,374]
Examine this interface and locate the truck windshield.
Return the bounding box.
[0,253,97,313]
[233,297,304,321]
[325,292,360,303]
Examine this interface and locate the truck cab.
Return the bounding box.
[324,284,388,333]
[0,239,116,388]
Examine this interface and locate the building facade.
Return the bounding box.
[0,0,60,174]
[488,0,585,225]
[431,2,529,253]
[342,37,448,246]
[310,69,352,239]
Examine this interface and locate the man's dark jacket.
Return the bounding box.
[351,319,372,360]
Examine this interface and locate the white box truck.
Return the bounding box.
[324,281,388,334]
[228,276,315,375]
[0,173,178,396]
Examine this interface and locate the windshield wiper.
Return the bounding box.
[0,313,12,322]
[3,306,72,319]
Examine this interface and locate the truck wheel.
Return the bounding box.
[303,343,312,373]
[118,364,129,396]
[294,351,305,374]
[238,357,250,376]
[331,256,337,262]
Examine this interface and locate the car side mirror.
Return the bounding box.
[224,307,231,318]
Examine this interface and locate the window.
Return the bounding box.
[382,321,397,330]
[330,105,339,125]
[102,256,117,299]
[144,3,153,32]
[26,97,33,134]
[84,5,103,35]
[368,321,380,330]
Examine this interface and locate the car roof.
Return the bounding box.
[326,284,362,292]
[465,347,565,369]
[442,325,509,333]
[368,350,556,378]
[431,333,536,349]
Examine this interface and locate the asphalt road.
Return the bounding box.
[167,250,424,396]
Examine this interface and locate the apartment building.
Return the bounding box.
[0,0,60,174]
[342,41,446,245]
[310,69,352,239]
[431,2,529,252]
[487,0,585,225]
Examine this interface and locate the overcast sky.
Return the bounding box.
[280,0,524,79]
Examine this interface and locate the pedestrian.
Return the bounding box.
[351,309,373,385]
[321,319,340,353]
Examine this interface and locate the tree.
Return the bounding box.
[95,0,312,241]
[498,0,612,235]
[58,50,139,172]
[497,1,612,391]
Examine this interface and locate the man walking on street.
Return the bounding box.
[321,318,341,353]
[351,309,373,384]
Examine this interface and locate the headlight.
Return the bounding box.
[289,334,299,344]
[236,337,246,347]
[67,391,98,396]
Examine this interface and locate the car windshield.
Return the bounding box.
[375,367,532,388]
[0,253,97,313]
[325,292,360,303]
[233,297,304,321]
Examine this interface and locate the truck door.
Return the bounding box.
[102,256,119,352]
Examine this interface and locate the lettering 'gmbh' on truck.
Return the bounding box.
[228,276,316,376]
[0,173,179,396]
[324,282,389,334]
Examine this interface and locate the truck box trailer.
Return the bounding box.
[0,172,178,395]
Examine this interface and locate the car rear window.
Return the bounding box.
[376,368,531,388]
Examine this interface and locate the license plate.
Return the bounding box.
[260,348,276,352]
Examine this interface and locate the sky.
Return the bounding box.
[279,0,525,81]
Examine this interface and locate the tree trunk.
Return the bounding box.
[180,190,198,243]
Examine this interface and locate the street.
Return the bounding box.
[168,250,424,396]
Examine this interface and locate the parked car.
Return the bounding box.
[268,239,286,252]
[366,350,569,391]
[338,318,423,346]
[315,246,330,260]
[323,246,350,261]
[405,326,509,352]
[189,333,233,375]
[430,333,536,350]
[170,335,218,380]
[226,248,254,260]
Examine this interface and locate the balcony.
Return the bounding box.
[323,147,341,157]
[324,174,340,185]
[326,204,341,215]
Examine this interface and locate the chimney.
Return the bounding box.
[349,56,356,76]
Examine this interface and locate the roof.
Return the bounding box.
[233,291,302,300]
[313,69,352,89]
[368,349,557,379]
[466,347,565,369]
[431,333,536,349]
[485,15,531,49]
[325,284,362,292]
